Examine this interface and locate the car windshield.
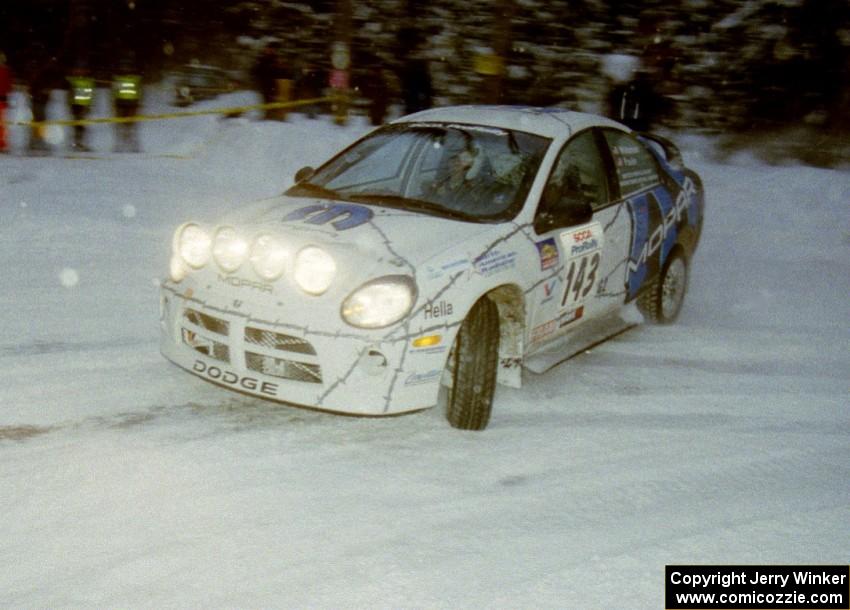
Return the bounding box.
[286,123,551,222]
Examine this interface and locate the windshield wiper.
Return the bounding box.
[286,181,342,200]
[344,193,477,221]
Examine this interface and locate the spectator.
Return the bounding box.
[608,66,669,132]
[400,55,432,115]
[295,61,323,119]
[112,55,142,153]
[25,44,59,154]
[253,42,290,120]
[66,65,95,152]
[0,51,11,153]
[361,62,388,125]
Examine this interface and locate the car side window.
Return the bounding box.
[601,130,661,197]
[538,130,610,223]
[323,132,415,191]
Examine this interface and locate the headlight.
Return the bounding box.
[212,226,249,273]
[169,255,188,282]
[341,276,417,328]
[294,246,336,295]
[250,234,288,281]
[174,223,211,269]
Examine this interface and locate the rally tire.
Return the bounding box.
[445,296,499,431]
[636,249,689,324]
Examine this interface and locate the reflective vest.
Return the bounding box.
[114,74,141,101]
[67,76,95,106]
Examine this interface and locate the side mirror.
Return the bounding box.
[294,166,315,183]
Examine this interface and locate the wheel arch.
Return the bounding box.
[482,283,526,389]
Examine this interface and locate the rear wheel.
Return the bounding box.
[636,249,689,324]
[444,296,499,431]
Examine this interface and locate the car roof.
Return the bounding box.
[392,105,628,139]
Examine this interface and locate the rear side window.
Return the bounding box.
[540,129,611,214]
[602,130,660,197]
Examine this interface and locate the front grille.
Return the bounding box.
[245,352,322,384]
[181,329,230,362]
[178,306,322,384]
[184,308,229,336]
[244,327,317,355]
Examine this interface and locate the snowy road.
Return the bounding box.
[1,100,848,607]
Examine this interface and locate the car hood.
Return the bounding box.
[219,195,493,286]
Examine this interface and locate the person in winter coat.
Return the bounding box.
[25,45,59,154]
[400,56,432,115]
[112,55,142,153]
[294,61,323,119]
[66,65,95,151]
[253,42,290,120]
[361,63,388,125]
[0,52,11,153]
[608,68,669,132]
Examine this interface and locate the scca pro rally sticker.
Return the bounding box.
[558,222,604,309]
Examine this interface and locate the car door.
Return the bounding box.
[528,129,631,350]
[598,129,675,300]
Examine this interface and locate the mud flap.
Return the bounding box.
[497,357,522,388]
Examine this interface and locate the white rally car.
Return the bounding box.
[160,106,704,430]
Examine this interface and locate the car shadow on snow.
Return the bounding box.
[0,425,54,442]
[0,396,445,445]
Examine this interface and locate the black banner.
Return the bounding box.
[666,565,849,609]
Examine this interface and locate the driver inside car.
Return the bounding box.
[427,141,498,213]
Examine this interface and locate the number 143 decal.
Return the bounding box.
[558,223,604,310]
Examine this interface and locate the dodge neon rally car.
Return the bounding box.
[160,105,704,430]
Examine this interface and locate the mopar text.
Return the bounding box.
[628,176,696,274]
[217,275,274,293]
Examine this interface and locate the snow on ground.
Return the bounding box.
[1,87,848,608]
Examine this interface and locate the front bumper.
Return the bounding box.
[159,283,447,415]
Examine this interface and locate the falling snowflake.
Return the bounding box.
[59,268,79,288]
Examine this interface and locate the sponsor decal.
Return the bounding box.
[626,176,696,299]
[424,257,468,280]
[570,237,600,256]
[474,248,517,276]
[404,369,442,386]
[282,203,373,231]
[424,300,454,320]
[217,274,273,293]
[558,223,604,310]
[535,238,559,270]
[530,307,584,345]
[557,306,584,328]
[530,320,557,344]
[192,360,278,396]
[541,278,558,304]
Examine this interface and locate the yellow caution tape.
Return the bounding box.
[9,96,335,127]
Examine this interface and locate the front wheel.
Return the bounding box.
[444,296,499,431]
[636,249,689,324]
